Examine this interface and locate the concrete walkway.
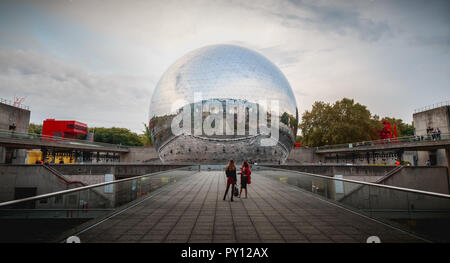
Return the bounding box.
[78,171,423,243]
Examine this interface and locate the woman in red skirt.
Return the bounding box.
[223,160,237,202]
[239,161,251,198]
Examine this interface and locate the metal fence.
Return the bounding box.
[317,132,450,151]
[414,101,450,114]
[0,129,129,150]
[0,97,30,110]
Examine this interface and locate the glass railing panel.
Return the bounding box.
[258,166,450,242]
[405,191,450,242]
[0,166,196,243]
[364,185,411,232]
[336,181,371,215]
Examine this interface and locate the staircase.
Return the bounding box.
[339,166,404,203]
[375,165,404,184]
[42,165,86,187]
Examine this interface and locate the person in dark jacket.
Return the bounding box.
[223,160,237,202]
[239,161,251,198]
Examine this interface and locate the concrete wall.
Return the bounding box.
[119,146,160,163]
[0,165,73,202]
[46,163,189,179]
[266,164,395,183]
[64,174,106,185]
[286,147,319,164]
[268,164,449,194]
[0,102,31,164]
[0,163,189,203]
[379,166,449,194]
[0,102,30,133]
[413,149,448,166]
[0,148,28,165]
[0,165,115,212]
[411,105,450,166]
[0,164,187,201]
[413,105,450,136]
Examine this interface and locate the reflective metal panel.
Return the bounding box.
[149,45,298,164]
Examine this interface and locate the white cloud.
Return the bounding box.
[0,47,153,133]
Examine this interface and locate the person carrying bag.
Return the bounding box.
[239,161,251,198]
[223,160,237,202]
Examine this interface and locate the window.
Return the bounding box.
[67,124,87,132]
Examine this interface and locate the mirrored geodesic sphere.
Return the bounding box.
[149,44,298,164]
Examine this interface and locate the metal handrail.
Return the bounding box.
[316,132,450,151]
[259,166,450,199]
[42,165,86,186]
[0,97,30,110]
[0,129,129,149]
[414,101,450,113]
[0,165,193,207]
[0,209,115,212]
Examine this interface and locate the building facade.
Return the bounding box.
[413,104,450,166]
[0,100,31,164]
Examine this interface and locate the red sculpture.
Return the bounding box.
[379,119,397,140]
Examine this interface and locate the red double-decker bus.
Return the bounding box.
[42,119,88,140]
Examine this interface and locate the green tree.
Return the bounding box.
[91,127,143,146]
[140,122,152,146]
[299,98,381,146]
[28,123,42,135]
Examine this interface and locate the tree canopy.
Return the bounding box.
[89,127,143,146]
[299,98,380,146]
[299,98,413,147]
[29,122,150,146]
[140,122,152,146]
[28,123,42,135]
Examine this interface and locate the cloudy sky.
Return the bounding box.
[0,0,449,133]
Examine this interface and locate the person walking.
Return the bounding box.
[239,161,251,198]
[223,160,237,202]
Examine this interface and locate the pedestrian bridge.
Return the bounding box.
[0,166,449,243]
[0,129,129,153]
[315,133,450,154]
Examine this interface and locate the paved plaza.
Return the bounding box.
[78,171,423,243]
